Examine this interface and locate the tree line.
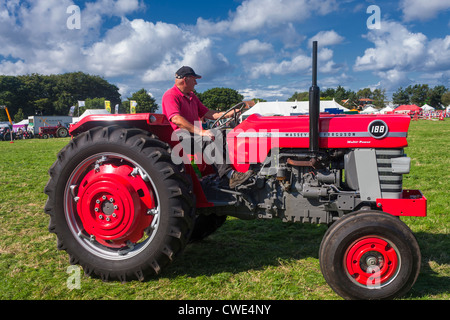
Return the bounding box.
[0,73,160,122]
[1,71,448,122]
[0,72,122,122]
[288,85,449,110]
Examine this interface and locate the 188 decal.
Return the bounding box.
[368,120,389,139]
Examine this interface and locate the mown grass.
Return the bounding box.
[0,120,448,301]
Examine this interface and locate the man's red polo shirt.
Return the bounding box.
[162,85,209,131]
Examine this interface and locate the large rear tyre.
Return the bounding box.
[319,210,421,300]
[45,126,195,281]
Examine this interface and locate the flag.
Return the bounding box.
[130,100,137,114]
[78,101,85,107]
[105,100,111,113]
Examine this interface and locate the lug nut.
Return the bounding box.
[99,215,103,220]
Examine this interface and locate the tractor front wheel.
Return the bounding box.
[45,126,194,281]
[319,210,421,300]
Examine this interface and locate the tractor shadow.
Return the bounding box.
[164,220,450,298]
[165,218,327,277]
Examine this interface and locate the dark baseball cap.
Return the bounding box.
[175,66,202,79]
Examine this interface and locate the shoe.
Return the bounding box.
[229,170,253,188]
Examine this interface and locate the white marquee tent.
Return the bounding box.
[421,104,435,112]
[379,106,394,114]
[360,106,378,114]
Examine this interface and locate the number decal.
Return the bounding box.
[368,120,388,139]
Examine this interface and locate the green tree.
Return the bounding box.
[9,72,122,117]
[408,84,429,106]
[441,91,450,107]
[321,88,336,99]
[392,87,410,105]
[288,92,309,101]
[14,108,25,123]
[125,88,158,114]
[197,87,244,111]
[372,88,387,108]
[252,98,267,103]
[427,85,447,109]
[0,75,29,120]
[345,91,359,109]
[356,88,373,99]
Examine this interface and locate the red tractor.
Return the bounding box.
[39,124,69,139]
[45,43,426,300]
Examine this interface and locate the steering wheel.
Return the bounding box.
[211,102,247,129]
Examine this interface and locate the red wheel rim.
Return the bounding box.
[345,236,400,287]
[76,163,155,248]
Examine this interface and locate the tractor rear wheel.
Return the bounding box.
[56,127,69,138]
[319,210,421,300]
[45,126,195,281]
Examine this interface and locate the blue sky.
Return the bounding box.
[0,0,449,108]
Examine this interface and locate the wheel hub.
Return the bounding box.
[345,237,399,287]
[76,163,156,248]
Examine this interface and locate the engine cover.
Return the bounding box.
[227,114,410,172]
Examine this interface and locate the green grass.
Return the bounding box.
[0,120,448,300]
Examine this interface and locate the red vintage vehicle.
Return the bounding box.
[39,125,69,139]
[44,43,426,300]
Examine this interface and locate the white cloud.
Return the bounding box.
[425,35,450,71]
[400,0,450,21]
[239,84,300,100]
[0,0,83,75]
[354,21,450,88]
[0,0,229,84]
[354,21,427,72]
[85,19,186,77]
[247,53,311,79]
[375,70,411,89]
[318,48,342,74]
[237,40,273,56]
[245,45,343,79]
[309,30,345,47]
[197,0,338,35]
[142,37,230,83]
[83,0,144,17]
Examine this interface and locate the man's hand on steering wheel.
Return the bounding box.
[212,102,247,129]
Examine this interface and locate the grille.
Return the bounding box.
[376,149,404,198]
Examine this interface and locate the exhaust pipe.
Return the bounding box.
[309,41,320,153]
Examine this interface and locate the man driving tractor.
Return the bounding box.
[162,66,253,188]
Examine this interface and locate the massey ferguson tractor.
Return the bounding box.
[44,42,426,300]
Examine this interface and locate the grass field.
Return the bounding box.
[0,120,448,301]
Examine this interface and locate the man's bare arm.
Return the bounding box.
[170,114,214,139]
